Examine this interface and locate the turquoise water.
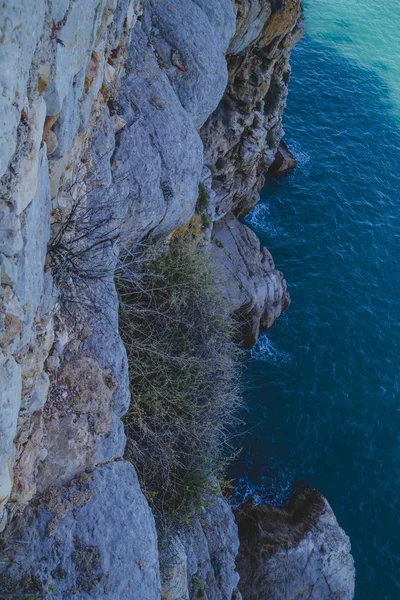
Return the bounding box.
[237,3,400,598]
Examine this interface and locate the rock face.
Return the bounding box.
[201,0,304,219]
[0,0,355,598]
[200,0,304,339]
[211,215,289,347]
[1,462,160,599]
[269,139,297,177]
[160,494,241,600]
[235,487,355,600]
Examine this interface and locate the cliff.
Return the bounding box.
[0,1,354,598]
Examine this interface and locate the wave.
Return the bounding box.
[232,472,297,507]
[244,201,284,238]
[288,139,312,176]
[250,333,292,364]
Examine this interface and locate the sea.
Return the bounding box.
[235,1,400,598]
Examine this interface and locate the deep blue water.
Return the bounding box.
[237,33,400,600]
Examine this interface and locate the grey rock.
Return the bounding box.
[45,130,59,155]
[50,0,71,23]
[269,138,297,176]
[192,0,237,51]
[211,214,290,347]
[108,0,141,49]
[16,145,51,347]
[52,70,85,158]
[235,487,355,600]
[161,494,240,600]
[228,0,272,55]
[0,356,22,528]
[201,0,303,218]
[43,0,107,116]
[0,0,46,178]
[82,107,130,420]
[160,535,190,600]
[36,355,118,491]
[111,26,203,240]
[142,0,235,128]
[1,461,161,599]
[13,97,47,215]
[0,206,23,257]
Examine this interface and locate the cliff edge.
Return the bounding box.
[0,1,354,598]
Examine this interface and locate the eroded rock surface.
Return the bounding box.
[235,488,356,600]
[201,0,304,218]
[160,494,241,600]
[269,139,297,177]
[0,462,160,599]
[211,214,289,347]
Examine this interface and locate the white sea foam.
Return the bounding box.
[289,140,312,176]
[244,201,284,238]
[244,201,270,229]
[250,333,292,364]
[232,473,296,507]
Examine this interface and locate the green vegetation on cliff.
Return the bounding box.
[117,231,242,525]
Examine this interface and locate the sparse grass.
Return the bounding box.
[191,573,206,596]
[201,213,211,229]
[117,231,242,526]
[196,182,209,212]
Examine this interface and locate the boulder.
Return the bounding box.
[211,214,290,347]
[269,139,297,177]
[235,487,356,600]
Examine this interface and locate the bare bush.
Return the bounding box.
[117,230,243,526]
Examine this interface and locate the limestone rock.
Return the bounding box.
[0,0,46,178]
[235,487,355,600]
[201,0,304,218]
[0,462,161,599]
[142,0,236,128]
[110,27,204,240]
[43,0,107,116]
[37,355,116,491]
[160,536,190,600]
[211,214,290,347]
[0,356,22,527]
[13,97,47,215]
[161,494,240,600]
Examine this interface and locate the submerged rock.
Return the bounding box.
[235,487,355,599]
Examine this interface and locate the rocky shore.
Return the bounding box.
[0,1,355,598]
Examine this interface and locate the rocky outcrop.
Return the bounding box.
[160,494,241,600]
[235,487,355,599]
[211,215,289,347]
[199,0,304,341]
[201,0,304,219]
[269,139,297,177]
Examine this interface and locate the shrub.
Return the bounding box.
[117,231,242,526]
[196,182,209,212]
[191,573,206,596]
[47,163,122,310]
